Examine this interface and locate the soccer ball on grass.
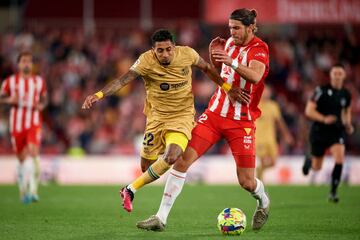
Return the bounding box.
[217,207,246,235]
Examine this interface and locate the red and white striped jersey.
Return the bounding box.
[1,74,47,134]
[208,36,269,121]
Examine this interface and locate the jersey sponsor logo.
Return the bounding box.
[170,81,188,89]
[160,81,188,91]
[243,135,252,144]
[160,83,170,91]
[255,52,266,58]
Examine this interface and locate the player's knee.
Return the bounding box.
[268,160,275,167]
[29,152,37,159]
[141,164,148,173]
[17,156,26,163]
[163,154,179,165]
[141,158,154,172]
[312,162,322,171]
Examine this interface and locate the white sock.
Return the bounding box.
[29,157,40,196]
[156,169,186,224]
[127,184,137,193]
[251,178,269,208]
[17,162,27,198]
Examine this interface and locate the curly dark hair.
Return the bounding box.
[151,29,175,46]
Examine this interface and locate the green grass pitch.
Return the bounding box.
[0,184,359,240]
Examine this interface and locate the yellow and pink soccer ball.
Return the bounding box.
[217,207,247,235]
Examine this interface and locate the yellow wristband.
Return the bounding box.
[221,82,231,92]
[95,91,104,99]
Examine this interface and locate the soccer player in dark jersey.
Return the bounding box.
[302,64,354,203]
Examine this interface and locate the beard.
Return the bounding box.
[239,31,248,45]
[161,61,170,66]
[23,67,31,74]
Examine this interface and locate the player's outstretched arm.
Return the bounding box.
[194,57,250,104]
[82,70,139,109]
[212,49,265,84]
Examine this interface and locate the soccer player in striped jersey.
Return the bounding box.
[137,8,270,231]
[0,52,48,204]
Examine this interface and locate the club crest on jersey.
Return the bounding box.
[244,128,252,135]
[327,89,333,96]
[181,67,190,76]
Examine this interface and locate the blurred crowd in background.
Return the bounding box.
[0,23,359,155]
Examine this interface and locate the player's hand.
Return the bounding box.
[227,87,250,105]
[209,37,226,51]
[285,134,295,145]
[34,102,46,111]
[212,49,232,66]
[323,115,337,125]
[209,37,226,68]
[345,124,354,135]
[82,94,101,109]
[4,95,18,105]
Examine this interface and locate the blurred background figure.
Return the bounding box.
[0,52,48,203]
[303,64,354,203]
[255,85,294,181]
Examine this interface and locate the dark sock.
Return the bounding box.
[302,155,312,176]
[331,164,343,195]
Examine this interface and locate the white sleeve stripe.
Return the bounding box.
[314,90,322,101]
[25,77,35,129]
[9,76,15,132]
[220,96,230,117]
[16,78,24,132]
[209,87,222,112]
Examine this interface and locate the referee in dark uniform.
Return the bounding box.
[302,63,354,203]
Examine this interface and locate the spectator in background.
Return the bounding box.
[0,24,359,156]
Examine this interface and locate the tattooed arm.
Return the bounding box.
[82,70,139,109]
